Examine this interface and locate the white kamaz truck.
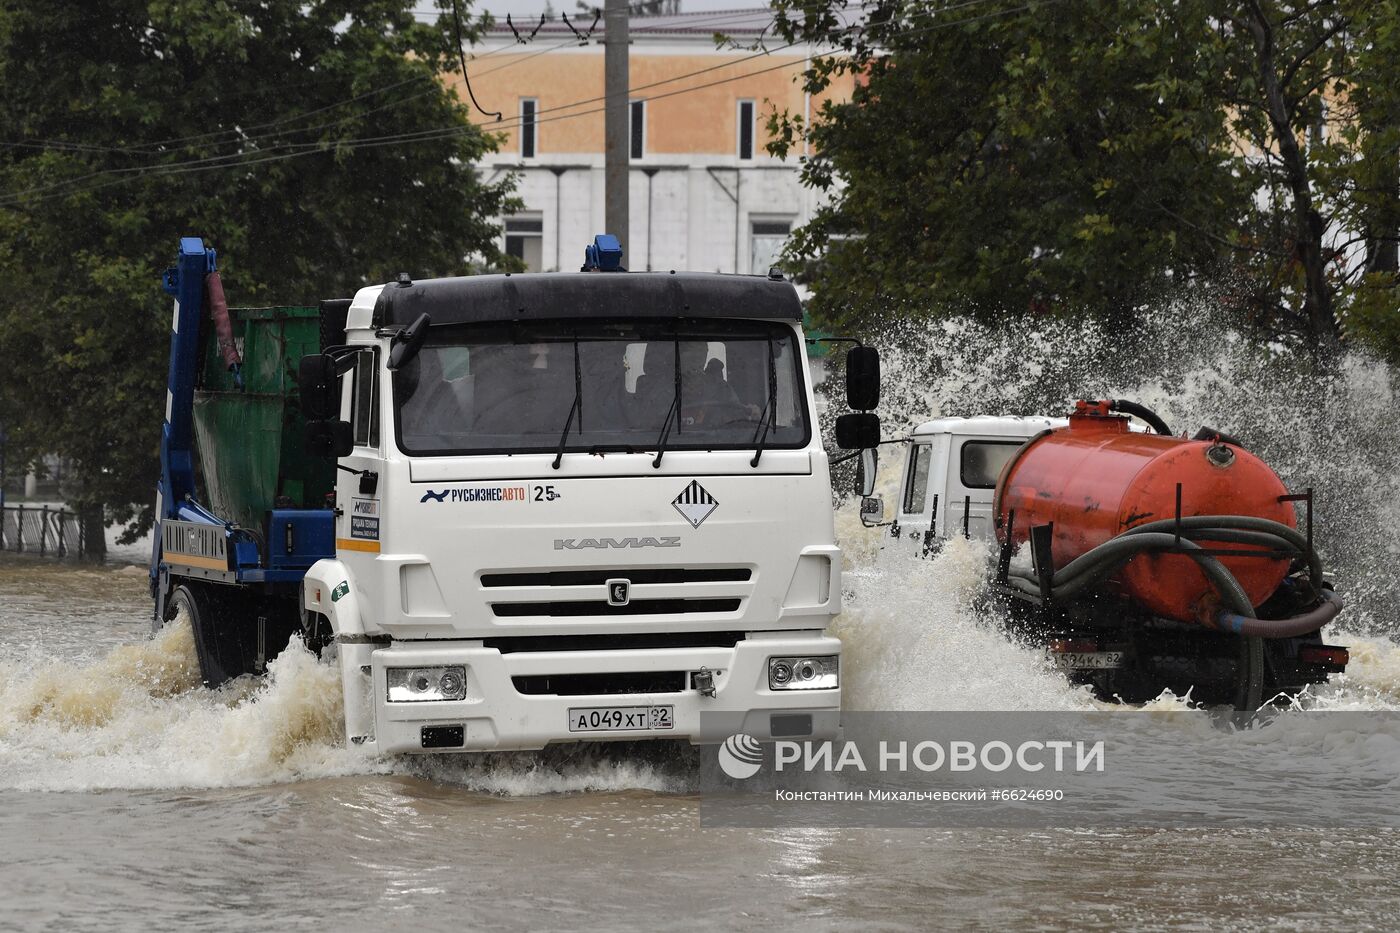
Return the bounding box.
[151,235,881,755]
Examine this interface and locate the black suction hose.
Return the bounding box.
[1109,399,1172,435]
[1216,589,1345,638]
[1006,519,1336,637]
[1119,516,1322,588]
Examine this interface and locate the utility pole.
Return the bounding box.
[604,0,629,264]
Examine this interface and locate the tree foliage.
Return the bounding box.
[0,0,517,542]
[766,0,1400,351]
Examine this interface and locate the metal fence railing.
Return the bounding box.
[0,504,89,559]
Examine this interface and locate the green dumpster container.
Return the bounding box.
[192,306,335,533]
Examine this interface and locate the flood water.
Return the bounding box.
[5,545,1400,931]
[5,311,1400,930]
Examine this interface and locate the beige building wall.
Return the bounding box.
[450,52,855,159]
[449,15,856,275]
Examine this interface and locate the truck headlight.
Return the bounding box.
[768,656,838,690]
[386,666,468,702]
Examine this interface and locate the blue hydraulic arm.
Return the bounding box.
[159,237,215,520]
[149,238,220,602]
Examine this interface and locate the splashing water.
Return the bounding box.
[1,299,1398,792]
[0,610,376,792]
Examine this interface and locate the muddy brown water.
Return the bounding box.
[3,554,1400,931]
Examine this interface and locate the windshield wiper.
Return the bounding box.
[750,334,778,467]
[552,334,582,470]
[652,337,682,468]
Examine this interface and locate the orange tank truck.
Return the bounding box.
[994,400,1297,624]
[981,399,1347,709]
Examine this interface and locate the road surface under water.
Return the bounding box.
[4,548,1400,932]
[5,312,1400,930]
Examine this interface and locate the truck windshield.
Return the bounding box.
[393,319,810,456]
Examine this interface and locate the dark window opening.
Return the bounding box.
[520,98,537,157]
[904,443,932,514]
[392,318,811,457]
[738,100,755,160]
[350,349,380,448]
[960,440,1022,489]
[504,216,544,271]
[630,99,645,159]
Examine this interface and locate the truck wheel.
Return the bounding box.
[299,609,334,656]
[165,583,254,688]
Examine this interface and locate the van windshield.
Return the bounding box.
[393,319,810,456]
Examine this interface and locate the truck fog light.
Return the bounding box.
[768,656,837,690]
[438,668,466,698]
[387,665,467,702]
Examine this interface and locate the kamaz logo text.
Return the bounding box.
[553,536,682,550]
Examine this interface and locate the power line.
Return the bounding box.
[0,0,1052,207]
[0,6,781,160]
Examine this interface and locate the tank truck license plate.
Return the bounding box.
[1050,651,1125,670]
[568,706,675,732]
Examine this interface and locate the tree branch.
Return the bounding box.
[1279,16,1350,93]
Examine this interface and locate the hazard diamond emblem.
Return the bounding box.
[673,480,718,528]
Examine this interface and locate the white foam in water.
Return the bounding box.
[2,299,1398,791]
[0,616,384,792]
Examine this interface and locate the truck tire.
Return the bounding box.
[165,583,252,687]
[165,583,297,688]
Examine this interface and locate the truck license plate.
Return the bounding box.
[569,705,674,733]
[1050,651,1125,670]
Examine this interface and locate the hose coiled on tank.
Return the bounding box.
[1005,516,1341,638]
[1108,399,1172,435]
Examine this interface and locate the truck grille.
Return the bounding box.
[485,632,744,653]
[481,566,751,621]
[512,671,687,696]
[481,568,751,587]
[492,598,741,618]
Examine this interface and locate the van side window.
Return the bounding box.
[960,440,1020,489]
[350,350,380,448]
[904,443,932,514]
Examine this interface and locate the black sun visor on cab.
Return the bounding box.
[372,271,803,328]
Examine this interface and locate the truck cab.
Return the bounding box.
[892,416,1063,548]
[290,247,879,754]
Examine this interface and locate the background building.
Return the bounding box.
[449,8,855,273]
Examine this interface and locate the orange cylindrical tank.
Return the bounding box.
[994,401,1296,623]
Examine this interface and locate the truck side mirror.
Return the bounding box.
[388,312,432,370]
[846,346,880,411]
[860,495,884,527]
[305,419,353,458]
[857,447,878,497]
[298,354,339,420]
[835,412,880,450]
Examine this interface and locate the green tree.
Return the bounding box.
[766,0,1250,331]
[766,0,1400,349]
[0,0,517,551]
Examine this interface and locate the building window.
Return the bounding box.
[750,219,791,275]
[520,98,537,158]
[630,99,645,159]
[738,99,755,160]
[505,215,544,272]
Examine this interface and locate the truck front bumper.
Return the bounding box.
[337,632,841,755]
